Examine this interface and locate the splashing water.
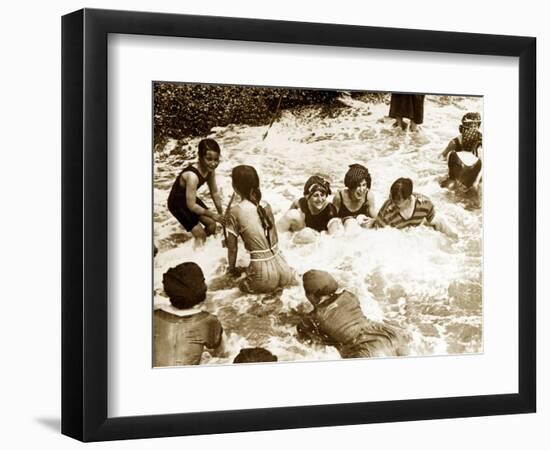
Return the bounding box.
[154,94,483,364]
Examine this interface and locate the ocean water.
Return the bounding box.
[153,94,483,364]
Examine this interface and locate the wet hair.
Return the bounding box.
[162,262,207,309]
[231,165,275,252]
[198,138,221,158]
[390,177,413,204]
[344,164,371,190]
[233,347,278,363]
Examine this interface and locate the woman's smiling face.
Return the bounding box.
[351,179,368,200]
[308,190,328,210]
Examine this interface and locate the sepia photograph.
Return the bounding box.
[152,82,483,368]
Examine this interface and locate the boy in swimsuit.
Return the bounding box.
[375,177,458,238]
[167,139,226,245]
[154,262,225,366]
[297,270,406,358]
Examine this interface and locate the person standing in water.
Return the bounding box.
[167,138,225,245]
[389,93,425,132]
[225,165,295,293]
[277,175,339,234]
[375,177,457,238]
[332,164,377,230]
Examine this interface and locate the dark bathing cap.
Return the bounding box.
[303,270,338,302]
[461,112,481,126]
[233,347,278,363]
[303,175,331,198]
[162,262,207,308]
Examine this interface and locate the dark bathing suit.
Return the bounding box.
[448,152,482,188]
[447,137,482,189]
[337,191,370,220]
[167,165,210,231]
[298,197,337,232]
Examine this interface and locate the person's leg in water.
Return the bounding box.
[409,120,418,132]
[190,223,208,246]
[191,215,217,247]
[392,116,407,131]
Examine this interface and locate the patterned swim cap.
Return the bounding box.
[304,175,331,198]
[459,112,482,133]
[344,164,371,190]
[462,127,483,153]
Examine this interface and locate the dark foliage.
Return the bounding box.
[153,83,389,149]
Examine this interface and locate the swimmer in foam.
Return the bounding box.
[154,262,225,367]
[225,165,295,293]
[332,164,377,231]
[167,138,226,246]
[297,270,406,358]
[375,177,458,239]
[440,112,483,191]
[277,175,340,235]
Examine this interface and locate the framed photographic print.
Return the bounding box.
[62,8,536,442]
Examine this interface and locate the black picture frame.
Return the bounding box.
[61,8,536,442]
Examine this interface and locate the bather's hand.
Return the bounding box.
[211,212,226,226]
[227,266,246,278]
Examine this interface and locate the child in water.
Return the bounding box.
[154,262,224,366]
[167,138,226,245]
[375,177,458,239]
[225,165,295,293]
[440,112,483,191]
[297,270,406,358]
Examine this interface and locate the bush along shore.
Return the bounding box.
[153,83,388,152]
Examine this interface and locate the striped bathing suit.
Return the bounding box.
[375,193,435,229]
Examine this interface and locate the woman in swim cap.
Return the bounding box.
[441,112,483,158]
[332,164,377,230]
[277,175,339,234]
[297,269,407,358]
[440,112,483,192]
